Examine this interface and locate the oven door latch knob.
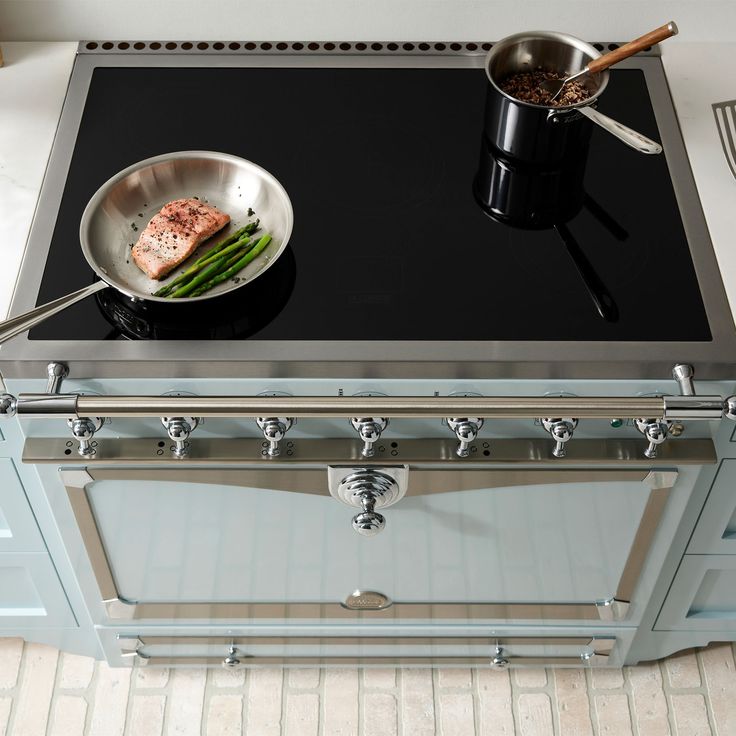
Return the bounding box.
[350,417,389,458]
[161,416,199,458]
[352,495,386,536]
[67,416,104,457]
[256,417,295,457]
[635,418,670,459]
[331,467,408,537]
[541,417,578,458]
[446,417,484,457]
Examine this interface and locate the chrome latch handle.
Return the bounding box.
[541,417,578,458]
[635,418,670,459]
[161,416,199,458]
[350,417,389,458]
[67,416,104,457]
[446,417,484,457]
[329,466,408,537]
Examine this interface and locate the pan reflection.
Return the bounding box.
[473,137,624,323]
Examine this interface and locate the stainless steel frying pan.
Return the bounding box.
[0,151,294,344]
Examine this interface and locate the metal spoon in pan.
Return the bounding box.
[542,21,679,103]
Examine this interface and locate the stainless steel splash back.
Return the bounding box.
[2,44,735,379]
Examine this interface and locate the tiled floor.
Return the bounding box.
[0,639,735,734]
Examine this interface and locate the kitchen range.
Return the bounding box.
[1,39,736,670]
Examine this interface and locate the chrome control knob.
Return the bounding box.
[0,394,17,419]
[350,417,389,458]
[67,416,104,457]
[161,416,199,458]
[446,417,484,457]
[635,418,670,459]
[256,417,295,457]
[490,646,509,670]
[541,417,578,458]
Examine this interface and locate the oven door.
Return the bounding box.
[59,465,676,623]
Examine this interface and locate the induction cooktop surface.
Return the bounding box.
[28,63,710,342]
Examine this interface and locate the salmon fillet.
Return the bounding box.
[132,198,231,280]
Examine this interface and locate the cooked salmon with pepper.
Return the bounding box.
[132,198,231,280]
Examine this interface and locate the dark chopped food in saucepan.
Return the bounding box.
[500,69,592,107]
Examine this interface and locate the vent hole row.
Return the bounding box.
[85,41,493,52]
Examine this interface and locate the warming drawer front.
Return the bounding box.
[61,465,677,623]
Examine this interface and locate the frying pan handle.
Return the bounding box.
[0,281,108,345]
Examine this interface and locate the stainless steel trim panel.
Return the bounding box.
[25,437,717,466]
[60,465,676,622]
[1,51,734,379]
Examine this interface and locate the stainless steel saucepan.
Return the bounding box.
[0,151,294,344]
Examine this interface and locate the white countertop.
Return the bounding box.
[1,41,735,328]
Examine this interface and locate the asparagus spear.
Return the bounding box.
[189,234,272,297]
[153,236,252,297]
[153,219,261,297]
[168,256,229,298]
[191,219,259,266]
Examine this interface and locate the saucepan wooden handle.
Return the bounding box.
[587,22,678,74]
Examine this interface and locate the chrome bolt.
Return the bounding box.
[724,396,736,422]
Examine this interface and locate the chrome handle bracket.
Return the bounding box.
[46,362,69,394]
[490,646,509,670]
[446,417,484,457]
[161,416,200,458]
[256,416,295,457]
[541,417,578,458]
[350,417,389,458]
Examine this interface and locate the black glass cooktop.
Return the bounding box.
[30,65,711,341]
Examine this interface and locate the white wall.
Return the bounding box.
[1,0,735,43]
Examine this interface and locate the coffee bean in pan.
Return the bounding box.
[500,69,591,107]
